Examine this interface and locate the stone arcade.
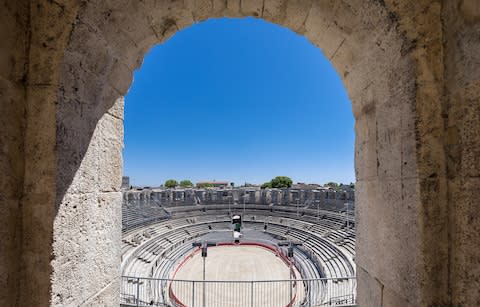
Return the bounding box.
[123,187,354,208]
[0,0,479,306]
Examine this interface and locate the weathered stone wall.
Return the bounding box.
[19,2,83,306]
[357,1,449,305]
[50,1,427,305]
[0,1,28,305]
[0,0,479,306]
[123,188,354,207]
[443,2,480,306]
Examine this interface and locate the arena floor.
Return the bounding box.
[170,244,304,306]
[174,245,290,281]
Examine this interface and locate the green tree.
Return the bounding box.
[270,176,293,188]
[165,179,177,188]
[325,182,339,187]
[325,182,341,191]
[261,182,272,189]
[179,180,193,188]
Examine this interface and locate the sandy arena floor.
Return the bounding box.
[170,245,304,307]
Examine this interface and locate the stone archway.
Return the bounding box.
[1,1,479,307]
[52,1,432,306]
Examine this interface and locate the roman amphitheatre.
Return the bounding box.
[121,187,356,306]
[1,1,479,307]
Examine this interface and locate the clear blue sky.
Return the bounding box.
[123,17,354,187]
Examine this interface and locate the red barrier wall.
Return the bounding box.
[168,242,299,307]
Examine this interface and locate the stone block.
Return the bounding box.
[0,197,20,307]
[24,85,56,195]
[321,25,348,60]
[187,0,214,21]
[354,111,377,181]
[331,1,362,37]
[106,59,134,96]
[59,51,106,109]
[96,113,124,192]
[399,107,418,180]
[105,96,125,121]
[28,0,79,85]
[211,0,228,16]
[52,191,121,306]
[57,120,100,195]
[57,107,123,195]
[355,179,380,271]
[347,54,398,116]
[451,177,480,306]
[329,37,358,80]
[263,0,287,23]
[414,83,447,184]
[0,80,25,198]
[65,23,115,77]
[225,0,242,17]
[283,0,313,33]
[79,2,157,72]
[356,266,382,307]
[82,278,120,307]
[382,284,414,307]
[459,0,480,22]
[356,177,421,304]
[241,0,263,17]
[375,101,403,179]
[0,1,27,82]
[458,84,480,178]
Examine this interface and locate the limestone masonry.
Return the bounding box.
[123,187,354,208]
[0,1,479,306]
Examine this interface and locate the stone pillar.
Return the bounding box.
[0,1,28,305]
[443,2,480,306]
[51,93,124,306]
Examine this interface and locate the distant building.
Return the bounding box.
[196,181,230,188]
[242,182,260,188]
[292,182,322,190]
[340,184,355,192]
[121,176,130,189]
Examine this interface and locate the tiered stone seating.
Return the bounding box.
[121,201,356,306]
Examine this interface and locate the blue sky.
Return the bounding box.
[123,17,354,187]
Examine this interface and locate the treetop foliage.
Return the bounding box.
[261,176,293,189]
[261,182,272,189]
[179,180,193,187]
[165,179,178,188]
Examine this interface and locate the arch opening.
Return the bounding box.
[14,1,443,307]
[120,17,356,306]
[123,17,355,190]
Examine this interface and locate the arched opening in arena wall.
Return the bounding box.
[50,3,432,305]
[122,16,355,214]
[120,17,356,306]
[7,1,476,307]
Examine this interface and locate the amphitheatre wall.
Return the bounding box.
[123,188,354,209]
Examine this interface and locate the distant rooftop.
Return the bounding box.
[196,181,229,184]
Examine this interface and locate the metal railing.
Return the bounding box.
[121,276,356,307]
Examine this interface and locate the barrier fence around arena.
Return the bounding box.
[121,276,356,307]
